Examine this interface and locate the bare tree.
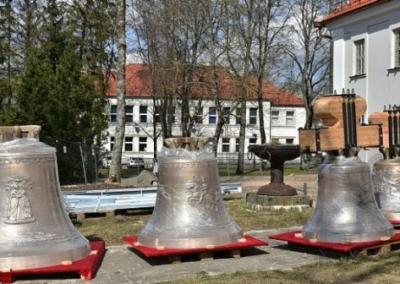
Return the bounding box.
[285,0,330,128]
[252,0,291,144]
[108,0,126,183]
[223,0,257,175]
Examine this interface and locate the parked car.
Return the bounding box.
[128,157,145,169]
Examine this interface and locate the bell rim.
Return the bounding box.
[0,239,90,271]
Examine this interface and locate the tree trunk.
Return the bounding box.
[213,105,225,155]
[108,0,126,183]
[257,76,266,144]
[236,98,246,175]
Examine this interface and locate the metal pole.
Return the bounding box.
[79,143,88,184]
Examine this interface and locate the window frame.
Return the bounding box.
[139,137,147,152]
[223,107,231,124]
[208,107,217,124]
[271,110,280,126]
[154,106,161,123]
[354,39,365,75]
[194,107,203,124]
[236,108,242,125]
[125,105,134,123]
[222,138,230,153]
[285,110,295,126]
[110,105,117,123]
[124,136,133,151]
[395,29,400,68]
[139,105,148,123]
[249,137,257,145]
[235,138,240,152]
[249,108,257,125]
[286,138,294,145]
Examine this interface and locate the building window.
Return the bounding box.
[110,105,117,122]
[249,138,257,145]
[194,107,203,124]
[223,107,230,124]
[125,106,133,123]
[271,138,280,144]
[140,105,147,123]
[139,137,147,152]
[222,138,230,152]
[236,108,242,125]
[209,107,217,124]
[168,107,176,124]
[271,110,279,126]
[354,39,365,75]
[110,136,115,150]
[125,136,133,151]
[286,111,295,126]
[235,138,240,152]
[249,108,257,125]
[286,138,294,145]
[154,106,161,123]
[395,29,400,67]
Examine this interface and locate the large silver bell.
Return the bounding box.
[0,134,90,270]
[373,158,400,222]
[302,154,394,243]
[138,137,243,249]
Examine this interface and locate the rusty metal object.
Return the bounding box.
[373,158,400,222]
[302,154,394,243]
[138,137,243,249]
[0,138,90,270]
[248,145,300,196]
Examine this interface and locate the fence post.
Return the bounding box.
[79,143,88,184]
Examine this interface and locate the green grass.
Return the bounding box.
[74,199,312,245]
[170,254,400,284]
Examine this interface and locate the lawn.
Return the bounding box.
[74,199,313,245]
[170,254,400,284]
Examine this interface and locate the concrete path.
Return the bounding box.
[19,227,333,284]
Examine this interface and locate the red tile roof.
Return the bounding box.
[107,64,304,107]
[319,0,389,26]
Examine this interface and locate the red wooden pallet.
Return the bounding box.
[0,241,106,284]
[123,235,268,258]
[390,220,400,226]
[270,230,400,254]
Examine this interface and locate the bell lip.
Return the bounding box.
[301,229,395,243]
[0,239,90,271]
[374,158,400,169]
[137,231,244,249]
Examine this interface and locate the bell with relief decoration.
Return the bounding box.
[373,158,400,222]
[138,137,243,249]
[302,154,394,243]
[0,128,90,271]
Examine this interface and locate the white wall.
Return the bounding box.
[329,0,400,116]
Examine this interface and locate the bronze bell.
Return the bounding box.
[373,158,400,222]
[0,126,90,270]
[138,137,243,249]
[302,154,394,243]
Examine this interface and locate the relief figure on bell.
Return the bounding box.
[4,176,36,224]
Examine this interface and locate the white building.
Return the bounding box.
[105,64,306,163]
[318,0,400,116]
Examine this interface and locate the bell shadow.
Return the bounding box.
[127,246,268,266]
[272,243,354,259]
[14,272,83,282]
